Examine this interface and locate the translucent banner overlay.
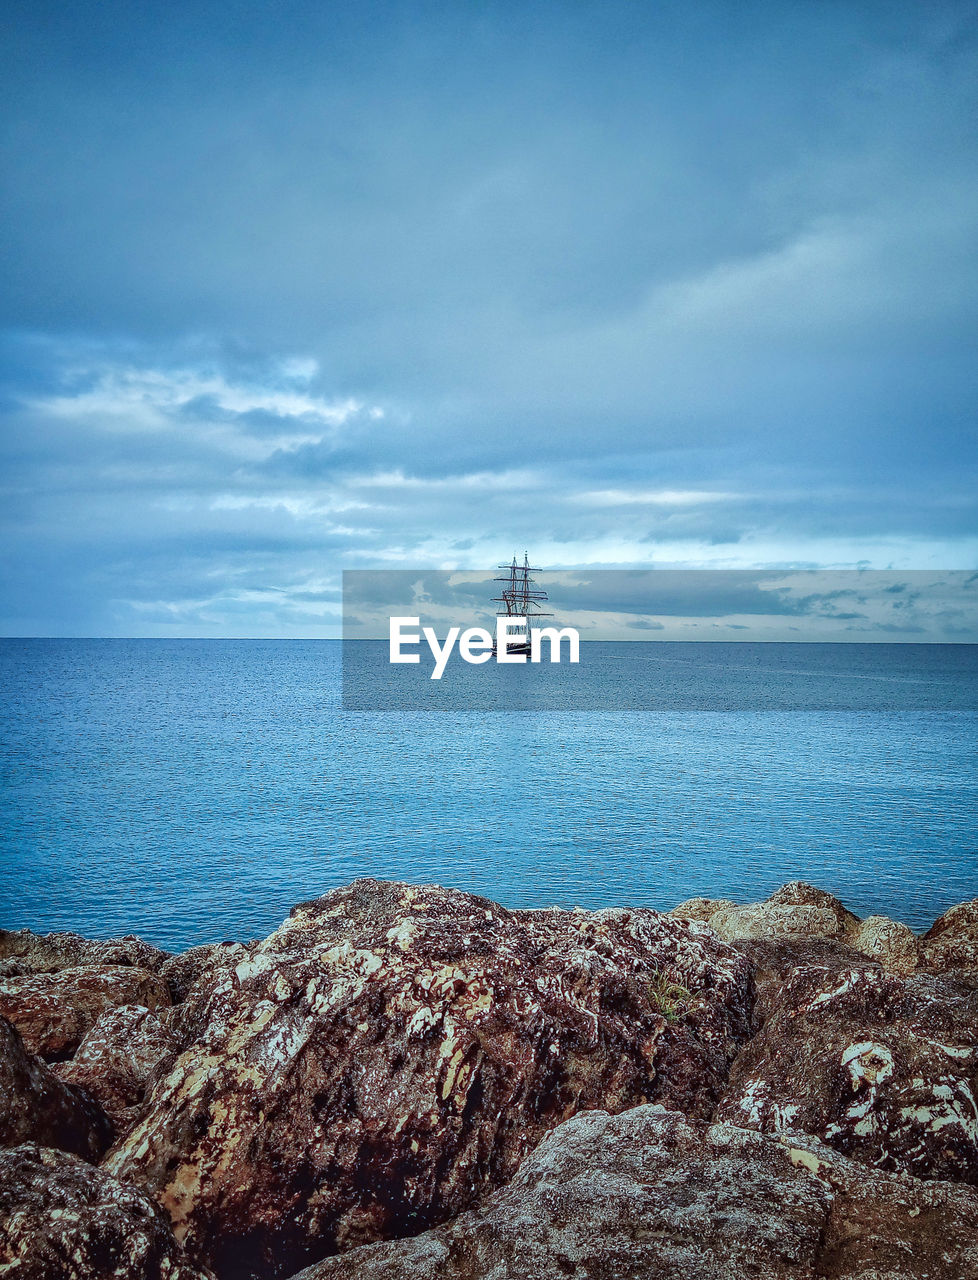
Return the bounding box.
[342,569,978,711]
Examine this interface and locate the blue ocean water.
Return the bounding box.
[1,639,976,951]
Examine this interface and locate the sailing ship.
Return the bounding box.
[492,553,552,655]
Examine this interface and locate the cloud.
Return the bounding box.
[0,3,976,634]
[341,569,978,641]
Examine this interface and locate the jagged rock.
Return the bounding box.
[0,1016,111,1161]
[0,1143,212,1279]
[52,1005,179,1138]
[728,936,881,1027]
[669,896,736,923]
[105,879,752,1280]
[717,963,978,1185]
[683,883,863,948]
[160,943,253,1004]
[852,914,919,975]
[923,899,978,974]
[0,966,171,1059]
[0,928,171,975]
[287,1105,978,1280]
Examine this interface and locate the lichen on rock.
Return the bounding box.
[104,879,753,1279]
[52,1004,180,1139]
[286,1105,978,1280]
[0,965,171,1059]
[0,928,171,976]
[717,963,978,1185]
[160,943,254,1004]
[922,898,978,975]
[0,1143,212,1279]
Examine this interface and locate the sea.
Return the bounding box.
[1,638,976,952]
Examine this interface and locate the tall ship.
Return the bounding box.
[492,553,552,655]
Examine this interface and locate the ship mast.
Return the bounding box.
[492,552,552,648]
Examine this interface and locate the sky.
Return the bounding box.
[1,0,977,637]
[342,569,978,641]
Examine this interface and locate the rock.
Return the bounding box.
[160,943,253,1004]
[923,899,978,974]
[728,936,881,1028]
[669,896,736,923]
[288,1105,978,1280]
[52,1005,179,1138]
[852,914,920,975]
[764,882,861,936]
[0,928,171,975]
[0,966,171,1059]
[105,879,752,1279]
[717,963,978,1185]
[0,1016,111,1161]
[709,901,842,944]
[685,883,863,947]
[0,1143,212,1279]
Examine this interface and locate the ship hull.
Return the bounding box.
[491,641,533,656]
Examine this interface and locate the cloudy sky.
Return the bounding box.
[2,1,977,636]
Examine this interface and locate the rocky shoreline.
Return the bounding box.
[1,880,977,1279]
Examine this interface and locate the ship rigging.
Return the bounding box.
[492,553,552,655]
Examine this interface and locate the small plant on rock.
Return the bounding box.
[646,971,694,1023]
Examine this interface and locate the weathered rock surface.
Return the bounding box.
[53,1005,180,1138]
[675,884,924,977]
[852,914,920,976]
[0,928,171,976]
[729,936,882,1027]
[923,898,978,974]
[710,900,842,943]
[160,943,252,1004]
[288,1105,978,1280]
[0,1016,112,1161]
[0,1143,212,1279]
[0,965,171,1059]
[669,896,736,923]
[765,882,862,934]
[704,883,857,946]
[105,879,752,1280]
[671,883,863,947]
[718,963,978,1185]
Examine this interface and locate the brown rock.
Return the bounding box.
[764,882,861,936]
[709,901,841,943]
[287,1105,978,1280]
[668,896,736,923]
[852,914,920,975]
[694,883,863,947]
[729,936,881,1028]
[160,942,253,1004]
[718,963,978,1185]
[0,965,171,1059]
[0,928,171,975]
[0,1143,212,1279]
[0,1016,111,1161]
[52,1005,179,1139]
[105,879,752,1279]
[922,898,978,974]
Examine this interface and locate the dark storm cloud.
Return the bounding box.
[1,2,976,634]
